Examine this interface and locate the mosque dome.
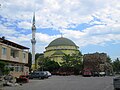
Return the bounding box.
[47,37,77,47]
[44,37,79,64]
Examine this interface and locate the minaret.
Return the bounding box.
[31,12,36,65]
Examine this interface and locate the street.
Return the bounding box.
[4,75,114,90]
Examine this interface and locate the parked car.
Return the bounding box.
[29,71,48,79]
[44,71,52,78]
[16,75,29,83]
[99,72,106,76]
[83,70,92,77]
[113,77,120,90]
[93,72,99,77]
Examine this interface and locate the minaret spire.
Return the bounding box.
[33,12,35,25]
[31,12,36,65]
[61,33,63,38]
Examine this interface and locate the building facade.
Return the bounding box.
[83,52,113,75]
[0,37,29,77]
[44,37,80,64]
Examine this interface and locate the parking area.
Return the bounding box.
[4,75,114,90]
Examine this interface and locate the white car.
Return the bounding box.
[99,72,106,76]
[45,71,52,78]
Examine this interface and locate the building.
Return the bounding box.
[83,52,113,75]
[44,37,80,64]
[0,37,29,77]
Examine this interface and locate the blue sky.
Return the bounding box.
[0,0,120,60]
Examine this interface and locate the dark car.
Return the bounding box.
[113,77,120,90]
[29,71,47,79]
[93,72,99,77]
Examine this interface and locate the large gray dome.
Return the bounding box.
[48,37,77,47]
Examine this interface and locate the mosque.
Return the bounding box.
[35,37,80,69]
[31,13,80,69]
[44,37,80,64]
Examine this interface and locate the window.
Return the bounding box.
[15,65,19,72]
[2,47,7,55]
[23,53,26,59]
[11,49,15,58]
[19,65,24,72]
[11,49,19,58]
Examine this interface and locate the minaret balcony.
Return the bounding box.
[31,39,36,44]
[32,26,36,30]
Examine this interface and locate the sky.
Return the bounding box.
[0,0,120,60]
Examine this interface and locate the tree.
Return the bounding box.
[35,53,42,60]
[0,61,11,75]
[0,61,5,74]
[112,58,120,73]
[38,57,60,72]
[61,54,72,68]
[70,54,83,74]
[60,52,83,75]
[106,56,112,64]
[35,53,44,69]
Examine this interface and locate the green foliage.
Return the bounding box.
[10,67,14,71]
[106,56,112,64]
[0,61,12,75]
[61,54,72,68]
[71,54,83,74]
[3,67,10,75]
[38,51,83,75]
[38,57,60,72]
[61,52,83,74]
[35,53,44,69]
[0,61,6,74]
[112,58,120,73]
[35,53,43,60]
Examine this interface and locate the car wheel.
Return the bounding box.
[39,77,41,80]
[29,77,33,79]
[115,88,120,90]
[41,77,44,79]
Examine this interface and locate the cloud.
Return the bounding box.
[0,24,19,36]
[36,33,61,44]
[0,0,34,19]
[0,0,113,29]
[18,21,31,29]
[0,0,120,55]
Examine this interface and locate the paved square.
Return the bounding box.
[4,75,114,90]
